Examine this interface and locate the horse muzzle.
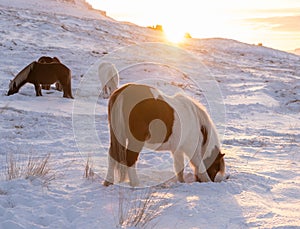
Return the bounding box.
[214,172,230,182]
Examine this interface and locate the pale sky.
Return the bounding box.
[86,0,300,51]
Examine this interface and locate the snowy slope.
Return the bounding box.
[0,0,299,228]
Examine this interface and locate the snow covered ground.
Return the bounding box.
[0,0,299,228]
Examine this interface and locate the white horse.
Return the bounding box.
[103,83,226,187]
[98,62,119,99]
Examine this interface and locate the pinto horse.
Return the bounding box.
[103,83,226,186]
[7,61,73,99]
[98,62,119,99]
[38,56,62,91]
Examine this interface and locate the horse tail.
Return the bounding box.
[61,67,74,99]
[67,69,74,99]
[108,90,128,183]
[112,64,119,90]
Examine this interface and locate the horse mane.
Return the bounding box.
[12,62,35,88]
[193,98,220,160]
[173,93,220,160]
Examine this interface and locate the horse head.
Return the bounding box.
[202,146,226,182]
[7,80,16,95]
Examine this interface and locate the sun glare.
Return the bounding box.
[164,28,185,43]
[86,0,300,51]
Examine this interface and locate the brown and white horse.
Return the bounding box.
[103,83,226,186]
[38,56,62,91]
[7,61,73,99]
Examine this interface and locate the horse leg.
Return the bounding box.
[173,151,185,182]
[106,78,117,96]
[103,154,117,186]
[128,163,139,187]
[34,83,42,96]
[126,142,143,187]
[55,82,62,91]
[102,85,109,99]
[61,79,74,99]
[104,127,126,186]
[54,82,60,91]
[190,154,212,182]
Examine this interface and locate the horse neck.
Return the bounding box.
[13,63,32,88]
[16,79,28,90]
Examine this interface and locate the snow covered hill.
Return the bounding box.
[0,0,299,228]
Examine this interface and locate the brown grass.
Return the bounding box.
[83,155,95,180]
[5,153,55,185]
[6,153,21,180]
[117,186,173,228]
[25,154,51,178]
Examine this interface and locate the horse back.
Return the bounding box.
[28,62,71,84]
[38,56,60,63]
[109,83,175,146]
[109,84,160,124]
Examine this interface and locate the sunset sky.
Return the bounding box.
[86,0,300,51]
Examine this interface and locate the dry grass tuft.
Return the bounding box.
[5,153,55,185]
[117,186,173,228]
[83,156,95,180]
[25,154,51,178]
[6,153,21,180]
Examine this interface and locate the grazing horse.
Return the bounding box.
[98,62,119,99]
[103,83,226,187]
[38,56,62,91]
[7,61,73,99]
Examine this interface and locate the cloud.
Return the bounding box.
[246,15,300,32]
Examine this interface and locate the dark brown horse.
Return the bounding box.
[38,56,62,91]
[7,61,73,99]
[103,83,226,186]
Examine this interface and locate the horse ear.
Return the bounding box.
[213,146,225,160]
[216,152,225,161]
[213,145,220,153]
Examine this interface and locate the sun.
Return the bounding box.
[164,27,186,43]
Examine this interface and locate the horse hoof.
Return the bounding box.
[177,178,185,183]
[129,181,140,187]
[103,180,113,186]
[63,95,74,99]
